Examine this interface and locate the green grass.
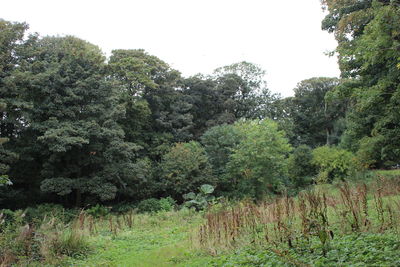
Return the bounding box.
[59,210,213,267]
[15,169,400,266]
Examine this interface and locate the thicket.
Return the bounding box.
[1,0,400,221]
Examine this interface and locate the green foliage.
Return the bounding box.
[211,233,400,267]
[355,135,385,169]
[288,145,316,187]
[137,197,175,213]
[322,0,400,168]
[312,146,356,183]
[111,202,136,214]
[12,36,141,205]
[183,184,216,211]
[200,124,244,194]
[159,141,215,200]
[0,175,12,186]
[285,77,346,147]
[137,198,160,213]
[86,204,110,218]
[159,197,176,211]
[24,203,78,224]
[225,120,292,199]
[49,229,92,259]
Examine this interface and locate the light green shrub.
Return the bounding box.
[312,146,356,183]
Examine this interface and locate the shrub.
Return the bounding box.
[356,135,384,169]
[0,209,15,230]
[137,197,175,213]
[225,120,292,200]
[159,141,215,200]
[137,198,159,213]
[111,202,136,214]
[312,146,355,183]
[288,145,316,188]
[86,204,109,218]
[183,184,216,211]
[159,197,176,212]
[24,203,73,224]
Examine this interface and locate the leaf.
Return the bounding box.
[183,192,196,200]
[200,184,214,194]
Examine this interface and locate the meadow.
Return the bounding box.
[1,170,400,267]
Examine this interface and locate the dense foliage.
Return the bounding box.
[1,2,400,265]
[322,0,400,168]
[1,0,400,212]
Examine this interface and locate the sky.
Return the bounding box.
[1,0,340,97]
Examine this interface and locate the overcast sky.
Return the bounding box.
[1,0,340,96]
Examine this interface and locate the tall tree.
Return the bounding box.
[322,0,400,167]
[0,20,35,206]
[289,77,346,147]
[17,36,139,206]
[213,61,279,120]
[108,49,193,159]
[225,120,292,200]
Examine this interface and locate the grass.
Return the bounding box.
[3,169,400,266]
[58,210,214,267]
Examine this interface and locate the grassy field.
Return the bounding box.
[63,210,213,267]
[2,170,400,266]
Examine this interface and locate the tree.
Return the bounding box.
[322,0,400,167]
[182,75,219,138]
[213,61,279,120]
[200,124,244,194]
[0,19,33,141]
[108,49,193,159]
[0,20,35,203]
[287,145,316,188]
[182,62,279,140]
[289,77,346,147]
[16,36,139,206]
[225,120,292,200]
[159,141,214,201]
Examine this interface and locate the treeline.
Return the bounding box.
[1,0,399,208]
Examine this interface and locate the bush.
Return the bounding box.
[183,184,216,211]
[356,135,384,169]
[312,146,356,183]
[159,197,176,211]
[225,120,292,200]
[137,197,175,213]
[159,141,215,200]
[86,204,109,218]
[0,209,15,230]
[111,202,136,214]
[288,145,316,188]
[24,203,77,224]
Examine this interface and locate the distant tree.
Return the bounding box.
[182,62,279,139]
[159,141,214,201]
[288,77,346,147]
[225,120,292,200]
[213,61,279,120]
[108,49,193,159]
[287,145,316,188]
[200,124,244,193]
[16,36,139,206]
